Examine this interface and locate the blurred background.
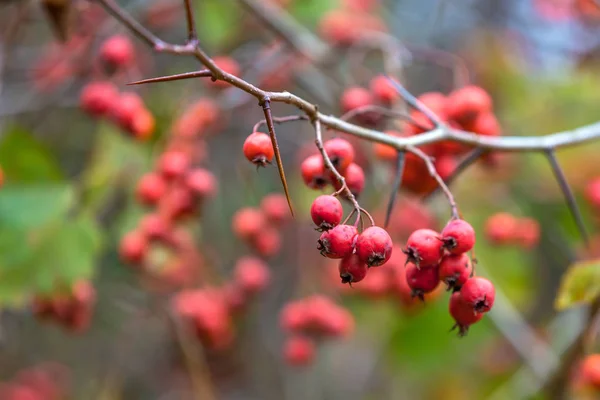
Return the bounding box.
[1,0,600,399]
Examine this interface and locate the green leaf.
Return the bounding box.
[0,125,63,182]
[197,0,241,48]
[555,259,600,310]
[0,184,74,230]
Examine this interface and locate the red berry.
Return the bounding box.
[586,177,600,210]
[260,193,290,225]
[100,34,134,70]
[158,151,190,180]
[449,291,483,337]
[210,56,240,89]
[80,81,119,117]
[243,132,274,167]
[284,336,316,366]
[370,75,398,104]
[317,224,358,259]
[222,283,247,314]
[111,92,144,130]
[338,253,368,284]
[579,354,600,389]
[310,195,343,231]
[439,253,472,290]
[251,226,282,258]
[355,265,391,298]
[139,213,171,240]
[340,86,374,113]
[185,168,217,199]
[130,108,155,140]
[160,185,197,220]
[233,256,271,295]
[280,301,309,332]
[404,228,442,267]
[136,172,167,206]
[355,226,393,266]
[465,112,501,137]
[341,162,365,197]
[119,230,147,264]
[232,207,266,241]
[485,212,518,244]
[323,138,355,171]
[446,85,493,123]
[515,217,540,249]
[441,219,476,255]
[434,156,457,181]
[0,166,4,188]
[405,263,440,300]
[301,155,328,189]
[460,276,495,313]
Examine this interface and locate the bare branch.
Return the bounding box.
[384,151,405,228]
[252,115,308,134]
[126,69,212,86]
[385,76,443,127]
[182,0,197,44]
[339,104,424,128]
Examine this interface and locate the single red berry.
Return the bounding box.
[260,193,290,225]
[515,217,540,249]
[310,195,343,231]
[158,151,190,180]
[403,228,442,267]
[111,92,144,130]
[251,226,282,258]
[460,276,495,313]
[323,138,355,171]
[446,85,493,123]
[139,213,171,240]
[338,253,368,284]
[222,283,247,314]
[119,230,147,264]
[243,132,274,167]
[160,185,197,220]
[100,34,134,70]
[585,177,600,210]
[80,81,119,117]
[316,303,355,337]
[441,219,476,255]
[465,111,501,137]
[185,168,217,199]
[355,265,391,298]
[210,56,241,89]
[234,256,271,295]
[317,224,358,259]
[355,226,393,266]
[434,156,457,181]
[130,108,155,140]
[370,75,399,104]
[439,253,472,291]
[136,172,167,206]
[485,212,518,244]
[284,336,316,366]
[232,207,266,241]
[449,291,483,337]
[405,263,440,301]
[579,354,600,389]
[340,86,374,113]
[341,162,365,197]
[280,301,309,332]
[301,154,328,189]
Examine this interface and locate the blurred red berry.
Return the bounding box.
[210,56,240,89]
[158,151,190,180]
[260,193,290,225]
[340,87,374,113]
[586,177,600,210]
[232,207,266,241]
[234,256,271,295]
[185,168,217,199]
[120,230,147,264]
[251,226,282,257]
[370,75,398,104]
[80,81,118,117]
[485,212,518,244]
[100,34,134,71]
[284,336,316,366]
[340,162,365,197]
[136,172,167,206]
[446,85,493,124]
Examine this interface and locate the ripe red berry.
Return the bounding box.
[80,81,119,117]
[439,253,472,290]
[449,291,483,337]
[465,112,501,137]
[210,56,241,89]
[260,193,290,225]
[310,195,343,231]
[441,219,476,255]
[317,224,358,259]
[446,85,493,123]
[0,166,4,188]
[251,226,282,258]
[404,229,442,267]
[139,213,171,240]
[323,138,355,171]
[160,185,197,220]
[119,230,147,264]
[280,301,309,332]
[355,226,393,266]
[405,263,440,300]
[130,108,155,140]
[460,276,495,313]
[233,256,271,295]
[370,75,399,104]
[434,156,457,181]
[185,168,217,199]
[100,35,134,70]
[586,177,600,210]
[579,354,600,389]
[157,151,190,180]
[301,155,328,189]
[338,253,368,284]
[515,217,540,249]
[341,162,365,197]
[243,132,274,167]
[136,172,167,206]
[284,335,316,366]
[485,212,518,244]
[232,207,266,241]
[340,86,374,113]
[111,92,144,130]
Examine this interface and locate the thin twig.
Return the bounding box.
[340,104,426,129]
[385,76,443,127]
[545,150,590,248]
[183,0,197,44]
[252,114,308,133]
[384,151,405,228]
[126,69,212,85]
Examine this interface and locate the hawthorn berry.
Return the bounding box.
[80,81,119,117]
[484,212,518,244]
[370,75,398,104]
[341,162,365,197]
[185,168,217,199]
[301,154,328,189]
[440,219,476,255]
[110,92,144,130]
[119,230,147,264]
[280,301,309,332]
[160,185,197,220]
[340,86,374,113]
[579,354,600,389]
[260,193,290,225]
[373,131,401,161]
[355,266,392,298]
[404,229,442,267]
[130,108,155,140]
[465,112,501,137]
[515,217,540,249]
[136,172,167,206]
[233,256,271,295]
[139,213,171,240]
[210,56,241,89]
[323,138,355,171]
[310,195,343,231]
[158,151,190,180]
[232,207,266,241]
[449,291,483,337]
[460,276,495,313]
[243,132,274,167]
[100,35,134,71]
[434,156,457,181]
[251,226,282,258]
[438,253,472,291]
[338,253,368,284]
[355,226,393,266]
[585,177,600,210]
[284,336,316,366]
[446,85,493,123]
[317,224,358,259]
[405,263,440,301]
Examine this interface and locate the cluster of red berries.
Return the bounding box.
[339,75,400,125]
[485,212,540,249]
[0,363,70,400]
[31,280,96,333]
[280,295,354,366]
[172,256,271,351]
[403,219,495,335]
[231,193,290,258]
[318,0,385,46]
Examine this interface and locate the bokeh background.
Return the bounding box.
[1,0,600,399]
